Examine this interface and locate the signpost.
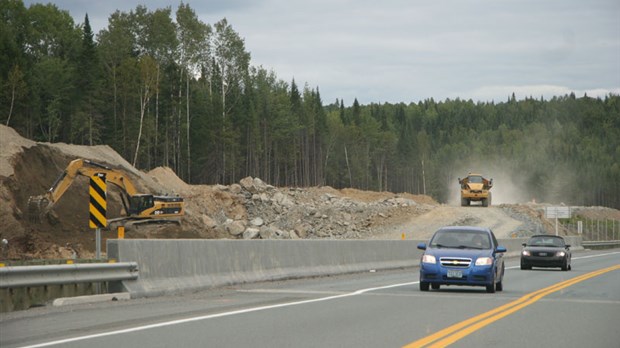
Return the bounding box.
[545,206,571,236]
[89,173,107,259]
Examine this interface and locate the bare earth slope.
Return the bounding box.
[372,205,524,240]
[0,125,617,260]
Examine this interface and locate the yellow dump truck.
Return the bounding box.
[458,173,493,207]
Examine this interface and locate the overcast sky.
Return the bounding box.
[25,0,620,105]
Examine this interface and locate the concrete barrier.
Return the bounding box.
[107,239,426,297]
[107,237,583,298]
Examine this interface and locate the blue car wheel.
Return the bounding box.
[486,277,495,293]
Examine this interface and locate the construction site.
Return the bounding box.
[1,125,618,261]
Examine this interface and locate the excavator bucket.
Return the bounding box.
[27,195,49,223]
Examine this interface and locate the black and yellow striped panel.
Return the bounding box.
[89,173,107,228]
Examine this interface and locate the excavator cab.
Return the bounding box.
[124,193,184,219]
[127,194,155,215]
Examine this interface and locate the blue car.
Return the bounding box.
[417,226,507,293]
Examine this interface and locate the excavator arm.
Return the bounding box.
[42,159,138,204]
[28,158,131,222]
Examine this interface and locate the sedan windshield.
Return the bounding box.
[430,230,491,249]
[527,237,564,247]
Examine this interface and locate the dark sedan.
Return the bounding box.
[520,235,571,271]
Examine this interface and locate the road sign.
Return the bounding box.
[545,206,571,219]
[89,173,107,228]
[545,206,571,236]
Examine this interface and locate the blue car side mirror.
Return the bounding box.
[417,243,427,250]
[496,246,507,253]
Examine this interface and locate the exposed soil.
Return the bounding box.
[0,125,618,261]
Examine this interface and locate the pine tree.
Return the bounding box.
[75,13,102,145]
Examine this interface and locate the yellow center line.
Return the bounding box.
[404,264,620,348]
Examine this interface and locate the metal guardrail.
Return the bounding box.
[0,262,138,288]
[581,240,620,249]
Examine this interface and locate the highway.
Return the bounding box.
[2,249,619,348]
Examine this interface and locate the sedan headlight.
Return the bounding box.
[422,254,436,264]
[475,257,493,266]
[556,251,566,257]
[522,250,531,256]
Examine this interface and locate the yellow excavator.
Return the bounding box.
[28,159,184,228]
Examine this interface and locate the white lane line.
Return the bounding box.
[236,289,345,295]
[19,281,418,348]
[573,251,620,260]
[19,250,620,348]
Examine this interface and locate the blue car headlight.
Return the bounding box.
[522,250,531,256]
[475,257,493,266]
[422,254,436,264]
[556,251,566,257]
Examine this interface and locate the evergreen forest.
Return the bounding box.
[1,1,619,208]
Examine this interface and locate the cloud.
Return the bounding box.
[23,0,620,105]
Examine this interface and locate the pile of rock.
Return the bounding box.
[208,176,421,240]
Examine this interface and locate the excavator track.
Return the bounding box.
[107,217,181,231]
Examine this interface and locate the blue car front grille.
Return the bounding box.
[439,257,472,268]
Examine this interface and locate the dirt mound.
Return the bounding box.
[148,167,191,194]
[573,206,620,220]
[0,125,36,177]
[338,188,436,205]
[0,125,196,259]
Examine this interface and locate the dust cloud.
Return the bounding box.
[447,165,529,206]
[448,161,547,205]
[446,159,576,206]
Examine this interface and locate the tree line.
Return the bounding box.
[1,1,619,208]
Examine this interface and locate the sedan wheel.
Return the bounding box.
[420,281,430,291]
[520,262,531,270]
[561,258,569,271]
[431,283,440,290]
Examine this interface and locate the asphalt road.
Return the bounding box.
[2,249,619,348]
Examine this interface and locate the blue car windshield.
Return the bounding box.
[430,230,491,249]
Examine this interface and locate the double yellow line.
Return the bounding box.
[404,264,620,348]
